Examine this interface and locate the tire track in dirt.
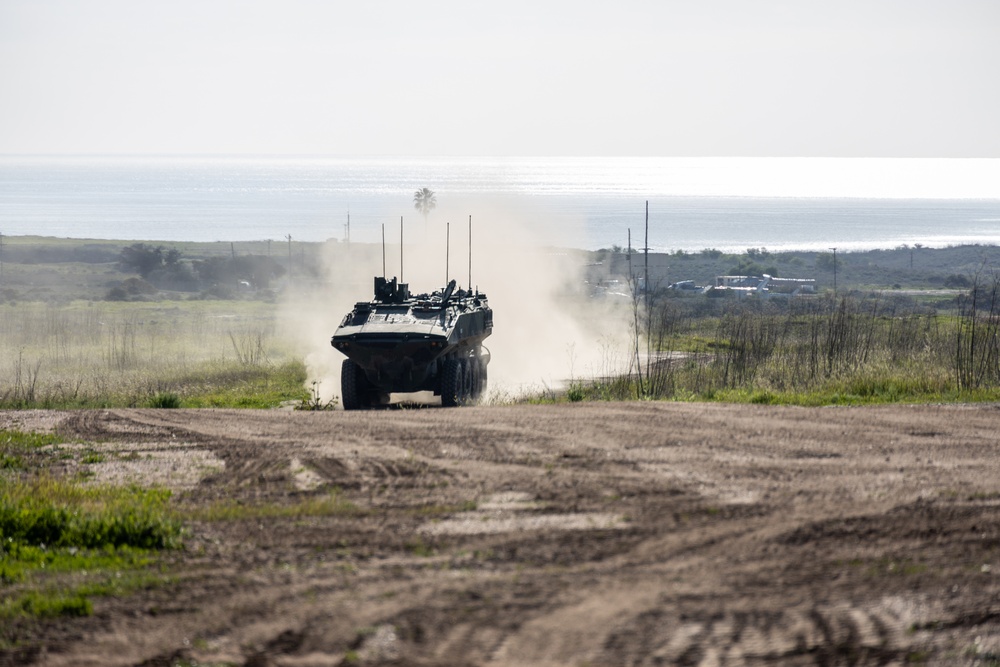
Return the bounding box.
[7,402,1000,666]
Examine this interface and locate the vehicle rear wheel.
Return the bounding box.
[440,358,463,407]
[341,359,371,410]
[477,359,488,398]
[469,359,481,403]
[462,359,475,403]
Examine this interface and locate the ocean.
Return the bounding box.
[1,156,999,253]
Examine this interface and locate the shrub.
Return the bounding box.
[105,285,129,301]
[148,392,181,408]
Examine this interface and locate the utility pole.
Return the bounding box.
[644,200,649,303]
[286,234,292,264]
[829,247,838,297]
[628,228,643,395]
[627,229,633,284]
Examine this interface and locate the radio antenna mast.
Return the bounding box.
[468,215,472,291]
[381,224,386,277]
[445,222,450,286]
[399,216,404,283]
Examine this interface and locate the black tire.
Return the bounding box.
[440,358,463,407]
[469,359,481,402]
[341,359,370,411]
[462,359,474,403]
[478,359,488,397]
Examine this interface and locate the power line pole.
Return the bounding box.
[829,247,838,297]
[644,200,649,299]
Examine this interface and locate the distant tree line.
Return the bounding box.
[110,243,285,299]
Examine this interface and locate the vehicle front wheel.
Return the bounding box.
[440,358,464,407]
[341,359,372,410]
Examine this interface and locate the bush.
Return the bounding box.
[148,392,181,408]
[944,274,972,288]
[105,286,129,301]
[105,276,158,301]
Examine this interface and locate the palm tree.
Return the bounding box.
[413,188,437,227]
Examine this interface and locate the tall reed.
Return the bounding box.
[595,282,993,404]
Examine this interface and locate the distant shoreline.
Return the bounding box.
[2,156,999,251]
[2,233,1000,257]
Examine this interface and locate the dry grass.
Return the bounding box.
[0,300,306,408]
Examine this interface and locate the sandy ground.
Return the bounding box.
[3,402,1000,666]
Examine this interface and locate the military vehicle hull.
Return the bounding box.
[331,277,492,409]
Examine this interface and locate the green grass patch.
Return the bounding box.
[0,430,62,471]
[405,538,436,557]
[178,360,310,408]
[180,488,360,522]
[147,391,181,408]
[553,373,1000,408]
[865,558,928,578]
[0,543,154,584]
[7,591,92,618]
[1,569,173,620]
[80,451,105,464]
[0,359,311,410]
[0,430,61,451]
[1,476,182,550]
[0,475,182,618]
[406,500,478,517]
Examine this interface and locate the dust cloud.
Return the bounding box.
[278,201,631,405]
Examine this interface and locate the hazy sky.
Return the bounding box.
[1,0,997,157]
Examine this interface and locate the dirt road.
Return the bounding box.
[4,402,1000,666]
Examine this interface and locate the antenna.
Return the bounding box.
[445,222,450,286]
[468,215,472,292]
[381,224,386,277]
[399,216,404,283]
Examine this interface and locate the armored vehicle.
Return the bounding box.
[331,276,492,409]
